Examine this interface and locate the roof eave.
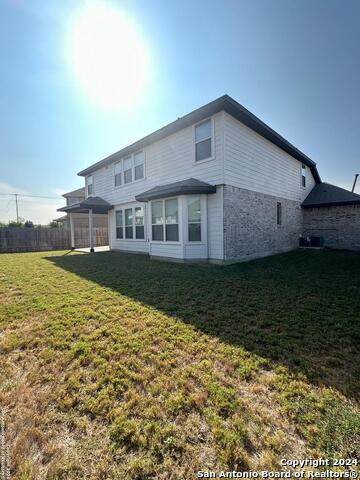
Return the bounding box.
[77,95,321,183]
[302,200,360,208]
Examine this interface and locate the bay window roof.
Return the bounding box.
[135,178,216,202]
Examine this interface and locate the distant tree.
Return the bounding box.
[8,220,24,228]
[24,220,34,228]
[49,221,60,228]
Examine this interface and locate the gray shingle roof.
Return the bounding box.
[302,183,360,208]
[78,95,321,183]
[135,178,216,202]
[58,196,112,214]
[62,187,85,198]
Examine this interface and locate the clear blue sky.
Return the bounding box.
[1,0,359,223]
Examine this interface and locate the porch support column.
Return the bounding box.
[69,212,75,250]
[89,208,94,253]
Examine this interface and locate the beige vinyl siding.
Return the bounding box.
[223,113,316,202]
[207,186,224,260]
[89,112,224,207]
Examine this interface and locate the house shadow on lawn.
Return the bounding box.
[46,249,360,400]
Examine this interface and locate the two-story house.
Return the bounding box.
[58,95,360,261]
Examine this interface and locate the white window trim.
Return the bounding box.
[114,205,146,242]
[114,150,146,189]
[186,195,203,243]
[150,197,181,244]
[185,195,206,245]
[86,175,94,197]
[301,165,307,189]
[193,117,215,165]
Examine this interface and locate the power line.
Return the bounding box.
[0,193,62,200]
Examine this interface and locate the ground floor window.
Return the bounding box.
[151,198,179,242]
[115,206,145,240]
[277,202,282,225]
[187,196,201,241]
[116,210,123,238]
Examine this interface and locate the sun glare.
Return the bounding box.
[67,1,150,109]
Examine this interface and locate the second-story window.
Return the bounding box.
[114,161,122,187]
[114,151,145,186]
[87,175,93,196]
[195,119,212,162]
[124,157,132,184]
[134,151,144,180]
[301,165,306,188]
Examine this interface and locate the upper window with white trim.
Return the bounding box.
[114,151,145,187]
[86,175,93,196]
[195,119,212,162]
[134,151,144,181]
[114,161,122,187]
[301,165,306,188]
[124,157,132,184]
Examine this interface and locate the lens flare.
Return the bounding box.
[67,1,150,109]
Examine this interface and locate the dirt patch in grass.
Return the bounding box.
[0,249,359,479]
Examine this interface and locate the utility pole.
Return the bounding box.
[352,174,359,193]
[15,194,19,222]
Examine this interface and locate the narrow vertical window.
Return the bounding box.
[277,202,282,226]
[125,208,133,238]
[151,201,164,241]
[134,151,144,180]
[188,196,201,241]
[124,157,132,184]
[301,165,306,188]
[135,206,145,239]
[116,210,123,239]
[87,175,93,196]
[114,161,122,187]
[165,198,179,241]
[195,119,212,161]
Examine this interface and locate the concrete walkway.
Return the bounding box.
[75,246,110,253]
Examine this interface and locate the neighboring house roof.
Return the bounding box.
[63,187,85,198]
[77,95,321,183]
[58,196,113,214]
[302,183,360,208]
[53,215,67,222]
[135,178,216,202]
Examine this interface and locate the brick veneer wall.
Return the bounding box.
[223,185,303,261]
[302,204,360,251]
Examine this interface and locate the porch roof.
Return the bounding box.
[135,178,216,202]
[57,196,113,214]
[302,183,360,208]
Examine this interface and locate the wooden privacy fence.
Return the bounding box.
[0,227,109,253]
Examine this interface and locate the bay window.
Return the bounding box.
[125,209,133,238]
[116,210,123,239]
[187,197,201,241]
[151,201,164,241]
[165,199,179,241]
[195,119,212,162]
[151,198,179,242]
[135,206,145,239]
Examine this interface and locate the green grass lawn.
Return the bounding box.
[0,249,359,479]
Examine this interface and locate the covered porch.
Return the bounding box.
[58,196,113,252]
